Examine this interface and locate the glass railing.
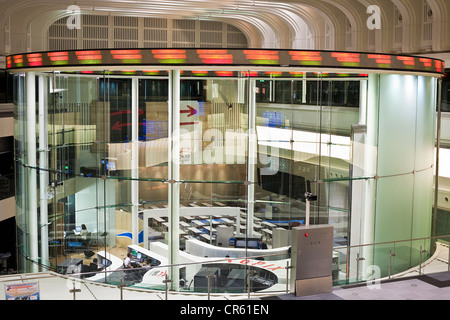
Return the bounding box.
[2,235,449,300]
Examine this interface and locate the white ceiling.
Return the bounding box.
[1,0,450,56]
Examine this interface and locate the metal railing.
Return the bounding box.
[3,235,449,300]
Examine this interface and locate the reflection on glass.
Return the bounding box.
[12,67,439,293]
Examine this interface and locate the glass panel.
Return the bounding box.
[11,65,440,294]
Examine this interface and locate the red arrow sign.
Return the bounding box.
[112,121,145,130]
[111,109,144,117]
[180,105,197,117]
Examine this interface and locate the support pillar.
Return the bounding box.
[168,70,180,290]
[246,78,256,236]
[131,77,139,245]
[26,72,38,272]
[38,75,49,265]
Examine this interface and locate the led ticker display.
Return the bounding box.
[241,71,259,77]
[13,55,24,67]
[397,56,415,68]
[264,71,283,77]
[76,50,102,64]
[191,70,209,76]
[111,50,143,64]
[6,48,445,76]
[152,49,186,64]
[48,51,69,65]
[244,50,279,65]
[27,53,43,67]
[197,49,233,64]
[367,54,392,67]
[331,52,360,67]
[289,51,322,66]
[215,71,234,77]
[289,71,304,77]
[435,60,443,73]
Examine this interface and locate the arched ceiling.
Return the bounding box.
[1,0,449,57]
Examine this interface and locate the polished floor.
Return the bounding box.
[255,271,450,300]
[1,243,449,301]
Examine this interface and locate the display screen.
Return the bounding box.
[6,48,445,75]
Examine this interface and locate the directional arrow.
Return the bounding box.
[180,105,197,117]
[111,109,144,117]
[112,121,145,130]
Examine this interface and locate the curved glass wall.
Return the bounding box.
[10,49,443,292]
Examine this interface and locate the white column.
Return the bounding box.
[168,70,180,290]
[131,77,139,245]
[38,75,49,264]
[247,78,256,235]
[349,74,378,281]
[26,72,38,272]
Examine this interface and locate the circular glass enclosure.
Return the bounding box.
[8,49,444,292]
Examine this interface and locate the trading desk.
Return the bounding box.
[57,258,83,275]
[185,238,290,261]
[88,251,124,282]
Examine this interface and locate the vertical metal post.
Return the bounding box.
[285,261,292,294]
[26,72,38,272]
[70,281,81,300]
[305,198,310,227]
[207,270,211,300]
[119,279,123,300]
[247,77,256,235]
[131,77,139,244]
[168,70,180,291]
[356,253,365,283]
[163,274,173,300]
[433,77,442,240]
[38,75,49,265]
[206,269,216,300]
[247,269,251,299]
[448,242,450,272]
[388,250,397,279]
[165,274,169,300]
[419,245,427,275]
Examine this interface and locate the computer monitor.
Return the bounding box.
[101,258,111,267]
[247,240,259,249]
[235,239,246,248]
[68,241,82,247]
[136,252,142,260]
[106,161,116,171]
[75,226,81,232]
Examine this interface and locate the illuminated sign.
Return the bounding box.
[197,49,233,64]
[397,56,415,68]
[244,50,279,65]
[289,51,322,66]
[75,50,102,64]
[435,60,443,73]
[367,54,392,67]
[27,53,43,67]
[331,52,360,67]
[13,55,24,67]
[215,71,234,77]
[111,49,142,64]
[48,51,69,65]
[289,71,304,77]
[152,49,186,64]
[5,49,445,76]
